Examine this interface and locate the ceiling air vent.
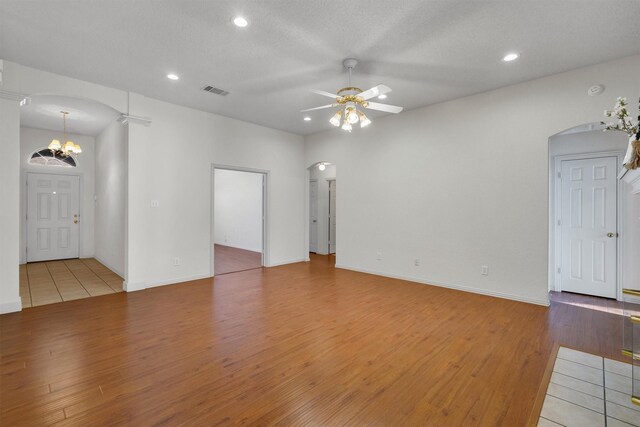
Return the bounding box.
[202,85,230,96]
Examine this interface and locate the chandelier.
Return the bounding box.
[328,88,372,132]
[48,111,82,157]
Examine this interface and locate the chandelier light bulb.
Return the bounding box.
[329,110,343,127]
[341,120,352,132]
[63,140,75,155]
[358,111,371,128]
[48,139,61,151]
[347,107,359,124]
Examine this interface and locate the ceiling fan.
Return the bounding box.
[302,58,403,132]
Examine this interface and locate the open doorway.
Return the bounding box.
[308,162,336,260]
[19,95,127,307]
[212,167,266,275]
[548,123,626,300]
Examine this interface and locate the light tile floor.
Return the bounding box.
[539,346,640,426]
[20,258,123,308]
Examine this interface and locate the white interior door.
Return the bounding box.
[329,180,336,254]
[27,173,80,262]
[309,180,318,252]
[560,157,617,298]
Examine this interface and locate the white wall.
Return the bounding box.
[309,164,336,254]
[0,97,21,313]
[95,119,127,277]
[125,93,305,290]
[2,60,305,304]
[19,127,96,263]
[214,169,263,253]
[623,186,640,296]
[305,54,640,306]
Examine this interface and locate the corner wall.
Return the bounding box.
[304,54,640,306]
[95,120,127,277]
[125,93,306,290]
[0,97,21,313]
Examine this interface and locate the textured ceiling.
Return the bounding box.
[21,95,120,136]
[1,0,639,135]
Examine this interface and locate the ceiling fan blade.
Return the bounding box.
[300,104,337,112]
[311,89,341,100]
[358,84,392,101]
[365,102,403,114]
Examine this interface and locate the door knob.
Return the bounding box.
[74,219,79,224]
[607,232,617,238]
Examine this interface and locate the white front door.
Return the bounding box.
[309,180,318,252]
[560,157,617,298]
[27,173,80,262]
[329,180,336,254]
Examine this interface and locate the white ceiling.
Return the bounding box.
[21,95,121,136]
[1,0,639,135]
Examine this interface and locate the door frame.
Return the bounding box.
[327,178,336,254]
[309,178,318,253]
[23,170,85,263]
[551,150,625,300]
[210,164,269,276]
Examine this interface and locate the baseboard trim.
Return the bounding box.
[335,264,550,307]
[266,258,308,268]
[124,273,212,292]
[124,259,310,292]
[0,298,23,314]
[623,294,640,305]
[93,256,125,278]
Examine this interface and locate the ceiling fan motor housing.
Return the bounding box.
[343,58,358,69]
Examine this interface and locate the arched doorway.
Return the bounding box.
[307,161,337,261]
[19,94,127,307]
[547,122,627,300]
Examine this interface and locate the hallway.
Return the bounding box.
[19,258,123,308]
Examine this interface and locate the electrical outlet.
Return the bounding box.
[151,200,160,208]
[376,252,382,261]
[414,258,420,267]
[481,265,489,276]
[173,257,181,266]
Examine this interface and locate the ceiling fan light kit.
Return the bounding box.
[302,58,403,132]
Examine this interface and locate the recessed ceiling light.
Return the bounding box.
[502,53,519,62]
[167,73,179,80]
[233,16,249,27]
[378,94,387,99]
[303,116,312,121]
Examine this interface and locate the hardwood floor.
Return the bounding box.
[0,254,631,426]
[214,244,262,275]
[19,259,123,308]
